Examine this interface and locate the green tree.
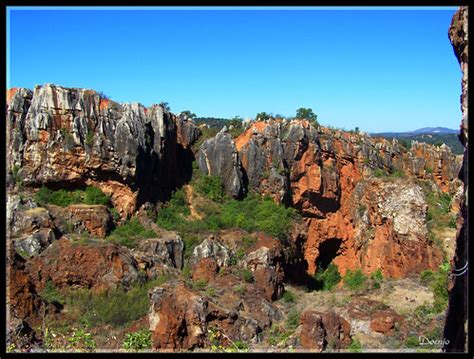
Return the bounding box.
[160,101,170,112]
[295,107,318,127]
[180,110,196,119]
[256,112,272,121]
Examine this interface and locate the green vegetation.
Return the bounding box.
[194,175,226,203]
[233,284,246,295]
[180,110,196,119]
[314,263,342,291]
[342,268,368,291]
[348,338,363,352]
[35,185,110,207]
[85,130,94,146]
[64,275,169,328]
[372,167,405,179]
[419,180,456,250]
[106,218,156,248]
[370,268,384,289]
[281,290,296,303]
[11,164,22,186]
[404,336,420,349]
[295,107,318,127]
[66,328,96,351]
[41,279,64,304]
[373,168,386,178]
[267,324,293,346]
[397,138,412,150]
[122,330,152,350]
[194,279,208,291]
[242,269,254,283]
[285,309,300,331]
[156,184,298,241]
[256,112,272,121]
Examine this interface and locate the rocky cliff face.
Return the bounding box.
[7,84,199,218]
[444,6,468,352]
[197,119,459,278]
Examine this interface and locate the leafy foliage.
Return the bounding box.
[295,107,318,123]
[281,290,296,303]
[285,309,300,331]
[34,185,110,207]
[194,175,226,203]
[342,268,368,291]
[314,263,342,291]
[242,269,254,283]
[370,268,384,289]
[41,279,64,304]
[348,338,363,352]
[122,330,152,350]
[106,218,156,248]
[64,276,169,328]
[256,112,272,121]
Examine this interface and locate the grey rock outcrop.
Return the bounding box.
[196,127,244,198]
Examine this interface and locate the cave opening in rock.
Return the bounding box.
[316,238,343,271]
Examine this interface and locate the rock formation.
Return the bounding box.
[6,84,199,218]
[444,6,468,352]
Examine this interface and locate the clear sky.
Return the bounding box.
[7,7,461,133]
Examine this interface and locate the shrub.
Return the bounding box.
[420,269,435,286]
[404,336,419,349]
[122,330,152,350]
[314,263,341,291]
[85,130,94,146]
[242,269,254,283]
[66,328,96,351]
[370,269,383,289]
[373,168,386,178]
[348,338,363,352]
[282,290,295,303]
[233,284,246,295]
[182,233,203,259]
[106,218,156,249]
[156,188,190,230]
[236,249,246,260]
[66,277,168,328]
[11,164,22,185]
[285,309,300,331]
[194,175,226,203]
[84,186,110,206]
[34,186,109,207]
[41,279,64,305]
[343,268,368,291]
[194,279,207,291]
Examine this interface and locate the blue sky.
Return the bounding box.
[7,7,461,132]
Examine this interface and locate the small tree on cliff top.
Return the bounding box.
[296,107,319,127]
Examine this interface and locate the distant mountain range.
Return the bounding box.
[371,127,463,155]
[372,127,459,137]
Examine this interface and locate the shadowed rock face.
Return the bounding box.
[6,84,199,217]
[444,6,468,353]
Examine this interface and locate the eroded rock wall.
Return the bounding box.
[7,84,199,218]
[444,6,468,352]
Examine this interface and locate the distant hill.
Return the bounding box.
[371,128,463,155]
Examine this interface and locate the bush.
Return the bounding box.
[370,269,383,289]
[348,338,363,352]
[194,279,207,291]
[282,290,295,303]
[84,186,110,206]
[34,185,110,207]
[85,130,94,146]
[285,309,300,331]
[241,235,256,249]
[156,188,190,230]
[66,328,96,351]
[373,168,386,178]
[194,175,226,203]
[314,263,341,291]
[41,279,64,305]
[66,277,169,328]
[107,218,156,249]
[122,330,152,350]
[404,336,419,349]
[343,268,368,291]
[420,269,435,286]
[242,269,254,283]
